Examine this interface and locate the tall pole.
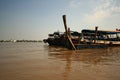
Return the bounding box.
[94,26,98,44]
[63,15,68,35]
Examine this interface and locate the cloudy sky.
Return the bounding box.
[0,0,120,40]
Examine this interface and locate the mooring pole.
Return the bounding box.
[94,26,98,44]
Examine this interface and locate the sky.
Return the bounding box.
[0,0,120,40]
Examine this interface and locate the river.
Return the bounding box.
[0,42,120,80]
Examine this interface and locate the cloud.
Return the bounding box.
[83,0,120,24]
[69,0,81,8]
[84,10,110,24]
[111,6,120,13]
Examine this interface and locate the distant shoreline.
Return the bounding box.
[0,40,42,42]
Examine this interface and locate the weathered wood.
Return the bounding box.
[63,15,68,35]
[62,15,76,50]
[67,28,76,50]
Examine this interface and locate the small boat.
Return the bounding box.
[43,15,120,50]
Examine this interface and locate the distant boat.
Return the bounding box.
[43,15,120,50]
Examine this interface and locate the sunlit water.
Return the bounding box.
[0,42,120,80]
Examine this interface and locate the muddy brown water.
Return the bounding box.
[0,42,120,80]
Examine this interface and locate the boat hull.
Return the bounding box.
[75,44,108,49]
[44,38,108,50]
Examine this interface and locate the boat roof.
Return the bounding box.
[82,29,120,35]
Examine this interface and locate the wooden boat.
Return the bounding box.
[82,29,120,46]
[43,15,120,50]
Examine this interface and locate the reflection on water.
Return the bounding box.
[0,42,120,80]
[48,46,120,80]
[48,47,120,64]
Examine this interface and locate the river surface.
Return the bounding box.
[0,42,120,80]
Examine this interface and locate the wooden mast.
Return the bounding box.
[62,15,76,50]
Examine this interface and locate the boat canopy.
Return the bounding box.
[71,31,81,36]
[82,29,120,35]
